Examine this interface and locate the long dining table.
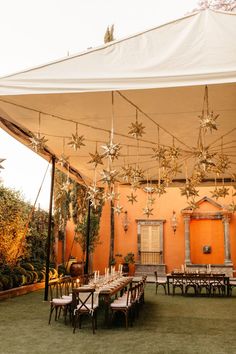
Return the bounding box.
[98,276,133,325]
[73,275,133,326]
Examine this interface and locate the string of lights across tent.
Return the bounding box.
[0,85,235,217]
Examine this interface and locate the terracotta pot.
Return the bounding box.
[129,263,135,276]
[122,263,129,274]
[70,262,84,277]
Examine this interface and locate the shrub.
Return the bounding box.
[13,266,27,276]
[37,271,45,282]
[21,262,34,271]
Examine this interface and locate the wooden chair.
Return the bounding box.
[197,275,211,296]
[229,278,236,296]
[154,271,167,294]
[172,274,185,295]
[110,286,133,329]
[185,274,198,295]
[72,287,98,334]
[48,278,72,325]
[210,275,226,296]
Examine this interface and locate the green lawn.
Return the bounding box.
[1,284,236,354]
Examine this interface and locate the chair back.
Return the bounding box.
[72,287,96,313]
[59,276,73,296]
[48,279,60,300]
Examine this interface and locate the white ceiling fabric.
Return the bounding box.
[0,9,235,184]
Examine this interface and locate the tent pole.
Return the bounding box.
[84,199,91,275]
[109,200,115,266]
[44,156,56,301]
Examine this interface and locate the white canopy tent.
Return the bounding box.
[0,9,235,185]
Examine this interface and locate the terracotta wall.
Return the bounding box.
[64,185,236,274]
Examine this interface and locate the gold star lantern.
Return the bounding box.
[68,133,85,151]
[29,132,48,152]
[142,206,153,218]
[127,192,138,204]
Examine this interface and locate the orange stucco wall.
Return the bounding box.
[64,185,236,274]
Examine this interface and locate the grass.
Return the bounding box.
[1,284,236,354]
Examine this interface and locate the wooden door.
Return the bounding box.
[140,225,162,264]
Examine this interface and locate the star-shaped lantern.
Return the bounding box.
[88,150,104,168]
[100,169,118,185]
[194,147,216,172]
[29,133,48,152]
[131,178,141,191]
[87,185,102,209]
[228,201,236,213]
[113,204,124,215]
[155,184,167,197]
[131,166,144,180]
[199,111,219,133]
[143,206,153,218]
[215,154,231,175]
[128,120,145,139]
[180,183,199,199]
[210,186,229,200]
[101,141,121,161]
[120,165,133,183]
[103,190,119,202]
[152,146,167,161]
[168,146,181,160]
[217,186,230,198]
[67,133,85,151]
[127,192,138,204]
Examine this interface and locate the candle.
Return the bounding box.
[98,270,100,279]
[76,278,80,288]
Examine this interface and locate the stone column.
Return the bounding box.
[223,214,232,264]
[184,215,191,265]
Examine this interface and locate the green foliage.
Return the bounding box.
[124,252,135,264]
[21,262,34,271]
[0,183,51,267]
[53,170,71,241]
[75,209,102,261]
[25,209,49,263]
[0,184,29,265]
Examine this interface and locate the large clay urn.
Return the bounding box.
[70,262,84,277]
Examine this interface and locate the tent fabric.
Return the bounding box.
[0,10,236,95]
[0,9,235,184]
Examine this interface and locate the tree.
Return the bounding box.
[75,200,103,263]
[25,208,49,262]
[0,184,29,265]
[53,170,71,263]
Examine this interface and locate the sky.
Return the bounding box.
[0,0,199,209]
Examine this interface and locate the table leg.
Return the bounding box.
[103,294,111,327]
[167,277,170,295]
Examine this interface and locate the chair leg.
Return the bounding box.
[95,311,97,330]
[73,313,78,333]
[125,311,128,329]
[48,306,54,325]
[92,316,95,334]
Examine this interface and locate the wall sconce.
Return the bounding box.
[171,210,178,234]
[122,211,130,232]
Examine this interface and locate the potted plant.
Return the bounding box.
[123,252,135,275]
